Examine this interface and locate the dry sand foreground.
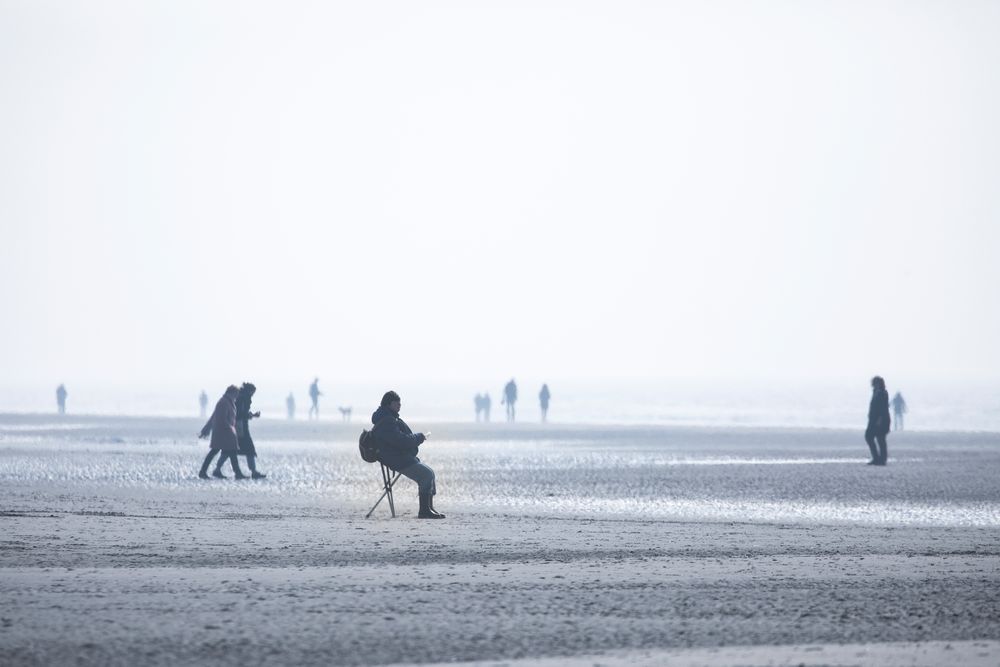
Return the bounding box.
[1,417,999,665]
[2,509,999,666]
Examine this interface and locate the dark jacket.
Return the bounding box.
[867,388,891,436]
[235,392,256,456]
[201,395,239,452]
[371,406,425,472]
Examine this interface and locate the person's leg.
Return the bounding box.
[864,429,879,464]
[226,453,247,478]
[399,462,442,518]
[199,448,219,478]
[245,454,266,478]
[877,434,888,465]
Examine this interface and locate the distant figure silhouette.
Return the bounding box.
[198,385,247,479]
[474,393,484,422]
[338,406,352,422]
[891,392,907,431]
[539,384,551,422]
[865,376,891,466]
[55,384,67,415]
[483,393,492,422]
[308,378,322,419]
[286,393,296,420]
[199,390,209,419]
[502,379,517,422]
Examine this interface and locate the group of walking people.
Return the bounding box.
[198,383,267,480]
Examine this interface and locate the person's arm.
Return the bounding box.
[375,421,425,450]
[199,415,213,438]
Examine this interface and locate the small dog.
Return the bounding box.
[337,406,352,422]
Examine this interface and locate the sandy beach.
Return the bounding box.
[1,414,999,666]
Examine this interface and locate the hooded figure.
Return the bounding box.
[198,385,247,479]
[372,390,444,519]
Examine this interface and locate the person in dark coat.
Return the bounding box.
[865,376,891,466]
[213,382,265,479]
[198,385,247,479]
[371,390,444,519]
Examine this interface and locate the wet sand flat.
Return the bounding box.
[1,415,999,665]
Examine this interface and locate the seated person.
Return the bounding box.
[371,391,444,519]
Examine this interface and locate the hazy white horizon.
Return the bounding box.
[2,1,998,391]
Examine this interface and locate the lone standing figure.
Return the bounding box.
[56,384,68,415]
[865,376,891,466]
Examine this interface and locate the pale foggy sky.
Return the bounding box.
[1,0,998,392]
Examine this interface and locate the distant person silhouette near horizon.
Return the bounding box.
[308,378,322,419]
[199,390,208,419]
[483,393,491,422]
[286,393,295,420]
[865,376,891,466]
[56,384,67,415]
[474,393,484,422]
[539,384,551,422]
[891,392,907,431]
[502,379,517,422]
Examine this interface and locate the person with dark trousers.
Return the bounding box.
[865,376,891,466]
[371,390,444,519]
[539,384,551,422]
[220,382,265,479]
[198,385,247,479]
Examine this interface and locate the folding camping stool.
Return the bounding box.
[365,462,402,518]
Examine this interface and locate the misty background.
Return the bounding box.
[1,1,998,426]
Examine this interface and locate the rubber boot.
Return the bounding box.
[417,492,444,519]
[428,494,445,519]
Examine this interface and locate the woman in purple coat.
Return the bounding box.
[198,385,247,479]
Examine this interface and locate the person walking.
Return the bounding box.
[502,379,517,422]
[198,385,248,479]
[221,382,266,479]
[286,392,295,420]
[199,390,209,419]
[891,391,907,431]
[482,393,491,422]
[371,390,444,519]
[865,376,891,466]
[308,378,322,419]
[539,384,551,422]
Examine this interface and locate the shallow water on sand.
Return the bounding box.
[1,414,998,527]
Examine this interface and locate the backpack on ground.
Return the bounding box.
[359,429,380,463]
